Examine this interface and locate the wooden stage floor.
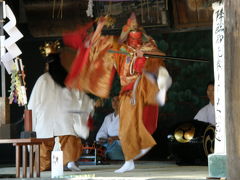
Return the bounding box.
[0,160,211,180]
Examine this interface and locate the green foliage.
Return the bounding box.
[154,30,214,126]
[93,30,214,132]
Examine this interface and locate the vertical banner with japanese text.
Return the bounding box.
[212,2,226,154]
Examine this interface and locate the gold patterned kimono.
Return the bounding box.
[65,35,118,98]
[113,44,165,160]
[64,23,166,161]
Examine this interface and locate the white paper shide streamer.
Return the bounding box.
[86,0,94,18]
[1,2,27,106]
[1,4,23,74]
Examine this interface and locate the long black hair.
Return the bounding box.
[47,54,68,88]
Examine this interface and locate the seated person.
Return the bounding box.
[194,81,215,126]
[96,96,124,160]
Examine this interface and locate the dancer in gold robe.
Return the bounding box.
[64,13,172,173]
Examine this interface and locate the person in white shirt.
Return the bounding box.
[194,82,215,126]
[28,47,94,171]
[96,96,124,160]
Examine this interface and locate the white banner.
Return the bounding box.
[212,2,226,154]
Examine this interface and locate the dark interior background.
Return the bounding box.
[0,0,213,164]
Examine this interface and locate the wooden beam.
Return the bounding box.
[225,0,240,179]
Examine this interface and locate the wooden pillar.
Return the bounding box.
[20,110,36,138]
[0,1,9,127]
[0,97,10,126]
[0,0,5,98]
[15,145,21,178]
[225,1,240,179]
[24,110,32,132]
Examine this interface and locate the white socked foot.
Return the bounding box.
[157,89,167,106]
[156,66,172,106]
[134,147,151,160]
[67,161,81,171]
[114,160,135,173]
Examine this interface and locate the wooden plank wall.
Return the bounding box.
[94,0,169,29]
[21,0,214,37]
[172,0,213,29]
[22,0,90,37]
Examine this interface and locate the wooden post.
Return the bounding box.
[0,0,5,98]
[225,1,240,179]
[0,97,10,126]
[22,145,27,177]
[16,145,21,178]
[0,1,10,127]
[0,0,10,137]
[29,145,33,177]
[24,110,32,132]
[20,110,36,138]
[35,144,40,177]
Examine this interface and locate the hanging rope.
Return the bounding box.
[52,0,56,19]
[141,0,144,23]
[57,0,63,19]
[52,0,63,19]
[107,1,112,15]
[147,0,150,21]
[156,0,160,23]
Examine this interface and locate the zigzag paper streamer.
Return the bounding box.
[1,4,23,74]
[86,0,94,18]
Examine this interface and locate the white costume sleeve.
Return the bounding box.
[28,73,49,131]
[96,116,109,141]
[72,90,94,139]
[194,103,215,125]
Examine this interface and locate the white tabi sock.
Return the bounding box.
[156,66,172,106]
[67,161,81,171]
[157,88,167,106]
[114,160,135,173]
[134,147,151,160]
